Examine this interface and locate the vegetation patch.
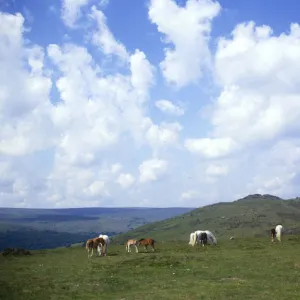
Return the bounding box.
[1,237,300,299]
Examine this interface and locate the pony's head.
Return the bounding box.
[137,238,144,246]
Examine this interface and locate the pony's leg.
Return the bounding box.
[135,245,138,253]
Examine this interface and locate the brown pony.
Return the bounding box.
[86,237,106,258]
[270,228,276,242]
[137,238,155,252]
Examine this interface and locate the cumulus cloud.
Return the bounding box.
[2,1,300,208]
[111,163,122,175]
[61,0,92,27]
[205,164,228,177]
[139,159,168,183]
[0,12,54,157]
[181,190,199,200]
[155,99,184,116]
[184,20,300,201]
[184,137,238,159]
[148,0,221,88]
[90,6,129,61]
[117,173,135,189]
[144,119,183,154]
[211,22,300,146]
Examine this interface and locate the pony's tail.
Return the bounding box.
[191,233,196,246]
[277,230,282,242]
[85,240,90,249]
[189,234,193,245]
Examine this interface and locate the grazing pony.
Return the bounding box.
[189,230,217,246]
[270,228,276,242]
[199,232,208,246]
[86,237,106,258]
[97,234,110,256]
[137,238,155,252]
[125,239,138,253]
[275,225,283,242]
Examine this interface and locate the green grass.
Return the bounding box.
[1,236,300,299]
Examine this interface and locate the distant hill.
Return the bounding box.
[114,194,300,242]
[0,207,193,250]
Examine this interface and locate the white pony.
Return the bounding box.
[97,234,110,256]
[275,225,283,242]
[189,230,217,246]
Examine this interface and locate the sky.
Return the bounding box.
[1,0,300,208]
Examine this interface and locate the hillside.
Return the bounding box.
[114,194,300,242]
[0,207,193,250]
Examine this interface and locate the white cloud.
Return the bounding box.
[61,0,91,27]
[212,22,300,146]
[130,49,155,95]
[144,119,183,153]
[205,164,228,176]
[99,0,109,8]
[148,0,221,88]
[0,12,54,156]
[181,190,199,200]
[111,163,122,174]
[90,6,129,61]
[117,173,135,189]
[3,4,300,209]
[184,137,238,158]
[139,158,168,183]
[155,99,184,116]
[85,180,109,197]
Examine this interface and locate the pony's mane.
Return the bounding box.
[138,238,145,242]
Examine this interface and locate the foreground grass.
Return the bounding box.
[1,237,300,300]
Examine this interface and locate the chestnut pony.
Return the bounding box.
[125,239,138,253]
[270,228,276,242]
[86,237,106,258]
[137,238,156,252]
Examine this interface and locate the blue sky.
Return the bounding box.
[1,0,300,208]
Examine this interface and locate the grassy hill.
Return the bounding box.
[1,237,300,299]
[0,207,193,250]
[114,194,300,243]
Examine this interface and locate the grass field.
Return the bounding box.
[1,237,300,300]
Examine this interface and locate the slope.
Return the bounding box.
[113,194,300,242]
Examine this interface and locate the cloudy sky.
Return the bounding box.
[1,0,300,208]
